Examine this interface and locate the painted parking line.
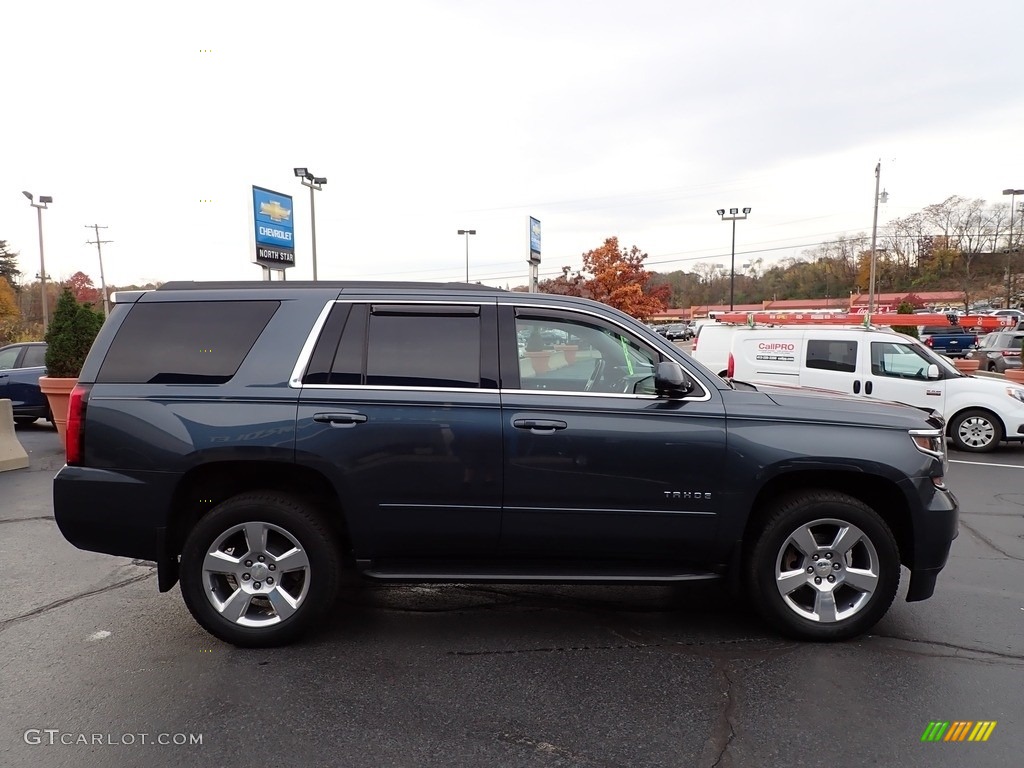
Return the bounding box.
[949,459,1024,469]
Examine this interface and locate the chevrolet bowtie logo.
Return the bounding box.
[259,200,291,223]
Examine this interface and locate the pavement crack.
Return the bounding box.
[449,637,775,657]
[702,660,739,768]
[871,634,1024,664]
[0,570,155,634]
[0,515,55,524]
[959,519,1024,561]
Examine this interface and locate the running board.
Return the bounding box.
[356,560,723,584]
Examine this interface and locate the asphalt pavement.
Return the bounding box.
[1,420,1022,768]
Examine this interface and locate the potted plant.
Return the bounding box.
[39,289,105,442]
[523,330,553,374]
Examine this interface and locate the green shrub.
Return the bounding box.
[891,301,919,338]
[43,289,105,378]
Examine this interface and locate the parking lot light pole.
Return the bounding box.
[717,207,750,311]
[22,191,53,333]
[1003,188,1024,308]
[457,229,476,283]
[294,168,326,281]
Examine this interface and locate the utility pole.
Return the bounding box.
[85,224,113,317]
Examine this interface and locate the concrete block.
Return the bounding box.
[0,399,30,472]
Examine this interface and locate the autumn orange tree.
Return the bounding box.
[541,237,668,321]
[66,271,102,305]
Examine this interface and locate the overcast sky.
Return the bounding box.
[4,0,1023,291]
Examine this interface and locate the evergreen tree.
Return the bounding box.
[0,241,21,282]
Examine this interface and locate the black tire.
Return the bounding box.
[14,417,37,426]
[179,492,342,647]
[949,408,1003,453]
[746,491,900,641]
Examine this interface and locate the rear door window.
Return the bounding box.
[22,346,46,368]
[366,305,483,388]
[303,303,493,389]
[96,301,280,384]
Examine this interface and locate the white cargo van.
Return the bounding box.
[726,325,1024,453]
[690,322,741,376]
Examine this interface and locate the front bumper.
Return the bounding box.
[906,485,958,602]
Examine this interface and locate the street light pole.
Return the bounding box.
[457,229,476,283]
[1003,188,1024,308]
[716,207,751,311]
[22,191,53,333]
[294,168,327,281]
[868,162,889,315]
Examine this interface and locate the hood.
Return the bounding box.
[726,380,943,431]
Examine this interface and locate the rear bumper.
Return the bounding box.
[906,485,958,602]
[53,465,177,562]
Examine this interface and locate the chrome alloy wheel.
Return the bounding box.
[956,415,996,449]
[202,521,311,627]
[774,518,880,623]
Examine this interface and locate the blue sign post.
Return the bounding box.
[527,216,542,292]
[529,216,542,264]
[252,186,295,269]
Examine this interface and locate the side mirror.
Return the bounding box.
[927,364,940,380]
[654,361,695,399]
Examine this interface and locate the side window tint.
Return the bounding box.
[97,301,280,384]
[871,342,930,379]
[303,304,351,384]
[330,303,367,385]
[365,306,482,388]
[23,346,46,368]
[515,313,659,394]
[805,340,857,373]
[0,347,21,370]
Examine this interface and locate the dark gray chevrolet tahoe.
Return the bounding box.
[53,282,958,647]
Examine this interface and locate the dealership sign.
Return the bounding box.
[252,186,295,269]
[528,217,544,264]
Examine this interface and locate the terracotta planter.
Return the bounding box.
[953,359,980,373]
[38,376,77,444]
[1005,369,1024,383]
[524,350,553,374]
[554,344,578,364]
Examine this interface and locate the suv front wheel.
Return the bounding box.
[179,492,342,647]
[747,491,900,641]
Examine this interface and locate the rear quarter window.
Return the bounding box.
[96,301,280,384]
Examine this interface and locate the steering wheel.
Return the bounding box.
[584,358,606,392]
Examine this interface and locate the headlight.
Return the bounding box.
[1006,387,1024,404]
[909,428,948,473]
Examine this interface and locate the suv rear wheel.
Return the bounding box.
[179,492,342,647]
[747,491,900,641]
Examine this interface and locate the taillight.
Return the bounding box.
[1005,350,1021,357]
[727,352,735,378]
[925,337,934,346]
[66,384,90,466]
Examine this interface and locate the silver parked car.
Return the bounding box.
[966,331,1024,373]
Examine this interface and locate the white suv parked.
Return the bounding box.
[724,325,1024,452]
